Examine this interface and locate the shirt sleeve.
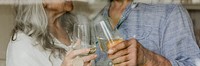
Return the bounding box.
[161,5,200,66]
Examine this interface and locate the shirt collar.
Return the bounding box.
[50,34,73,51]
[102,1,138,29]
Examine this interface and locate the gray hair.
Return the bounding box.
[12,0,76,60]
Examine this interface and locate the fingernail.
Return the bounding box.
[108,49,113,54]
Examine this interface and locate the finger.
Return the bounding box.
[84,61,92,66]
[112,55,130,64]
[107,40,131,54]
[127,38,138,47]
[108,49,129,60]
[82,54,97,62]
[88,62,92,66]
[84,61,89,66]
[114,62,128,66]
[108,39,136,54]
[114,55,137,66]
[73,39,81,49]
[67,48,90,59]
[107,41,126,54]
[114,61,136,66]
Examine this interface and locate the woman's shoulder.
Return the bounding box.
[7,31,37,54]
[8,31,35,46]
[6,31,52,66]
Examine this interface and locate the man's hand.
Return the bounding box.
[107,38,172,66]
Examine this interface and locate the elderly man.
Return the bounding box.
[95,0,200,66]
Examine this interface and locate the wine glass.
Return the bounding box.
[71,23,96,55]
[93,16,124,66]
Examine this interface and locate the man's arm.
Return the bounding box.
[107,4,200,66]
[160,4,200,66]
[138,43,171,66]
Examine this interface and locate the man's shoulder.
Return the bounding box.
[136,3,182,13]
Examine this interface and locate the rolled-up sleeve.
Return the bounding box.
[161,5,200,66]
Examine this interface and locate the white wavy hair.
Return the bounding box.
[12,0,77,59]
[14,0,47,36]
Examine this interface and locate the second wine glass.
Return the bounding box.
[93,17,124,66]
[72,22,96,55]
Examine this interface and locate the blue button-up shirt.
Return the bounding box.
[96,2,200,66]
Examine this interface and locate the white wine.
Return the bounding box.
[93,17,124,66]
[107,39,123,49]
[97,38,123,66]
[97,37,123,52]
[97,37,108,52]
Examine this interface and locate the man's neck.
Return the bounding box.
[112,0,132,5]
[109,0,132,29]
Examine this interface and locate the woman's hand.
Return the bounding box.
[107,38,171,66]
[61,48,97,66]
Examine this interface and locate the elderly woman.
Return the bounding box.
[6,0,96,66]
[100,0,200,66]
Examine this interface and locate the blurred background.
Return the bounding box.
[0,0,200,66]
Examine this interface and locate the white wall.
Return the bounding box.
[0,5,14,66]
